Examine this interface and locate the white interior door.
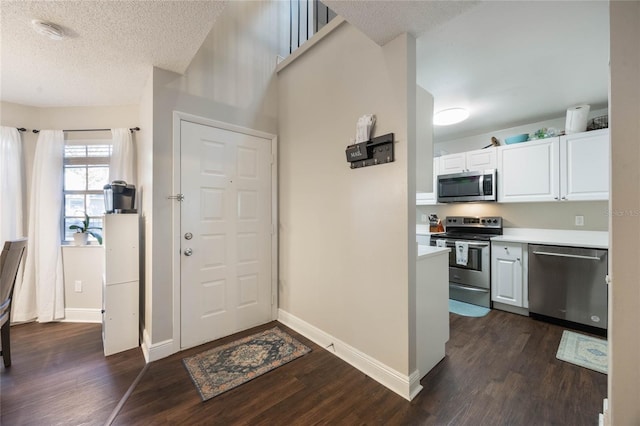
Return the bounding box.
[180,120,273,349]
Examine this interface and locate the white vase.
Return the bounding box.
[73,232,89,246]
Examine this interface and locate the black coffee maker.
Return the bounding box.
[103,180,137,213]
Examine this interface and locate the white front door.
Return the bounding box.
[180,120,273,349]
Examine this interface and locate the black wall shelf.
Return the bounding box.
[345,133,394,169]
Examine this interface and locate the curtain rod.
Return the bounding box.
[32,127,140,134]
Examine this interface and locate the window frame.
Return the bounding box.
[62,139,112,245]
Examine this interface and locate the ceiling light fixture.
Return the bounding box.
[433,108,470,126]
[31,19,65,40]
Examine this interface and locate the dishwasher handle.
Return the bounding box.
[531,250,602,261]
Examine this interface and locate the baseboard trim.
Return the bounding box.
[409,370,424,400]
[277,309,418,401]
[141,328,175,363]
[62,308,101,323]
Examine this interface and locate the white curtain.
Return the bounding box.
[0,126,24,244]
[12,130,65,322]
[110,128,135,184]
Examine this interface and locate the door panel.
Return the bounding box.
[180,121,272,349]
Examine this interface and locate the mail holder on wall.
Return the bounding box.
[345,133,394,169]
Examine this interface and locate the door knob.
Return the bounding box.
[184,248,193,256]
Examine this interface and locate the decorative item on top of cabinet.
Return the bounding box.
[491,241,529,316]
[439,147,497,174]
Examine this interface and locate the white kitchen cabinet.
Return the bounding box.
[560,128,610,200]
[439,147,497,174]
[102,214,139,356]
[497,129,609,203]
[491,242,528,309]
[498,137,559,202]
[439,152,466,174]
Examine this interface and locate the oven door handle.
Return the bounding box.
[450,283,489,293]
[440,241,490,248]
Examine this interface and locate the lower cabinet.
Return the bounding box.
[491,242,528,311]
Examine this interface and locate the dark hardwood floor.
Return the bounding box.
[1,310,607,425]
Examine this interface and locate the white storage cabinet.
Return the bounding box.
[439,147,497,174]
[102,214,139,356]
[497,129,609,202]
[491,242,528,309]
[497,137,559,202]
[560,129,610,200]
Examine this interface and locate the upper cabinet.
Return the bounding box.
[560,129,610,201]
[439,147,497,175]
[497,129,609,203]
[498,138,559,202]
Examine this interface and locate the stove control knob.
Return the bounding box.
[481,219,486,224]
[493,219,498,224]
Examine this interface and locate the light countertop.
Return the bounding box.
[417,245,450,260]
[491,228,608,249]
[416,225,609,249]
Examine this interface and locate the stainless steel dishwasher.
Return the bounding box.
[528,244,608,331]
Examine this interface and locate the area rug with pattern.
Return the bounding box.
[183,327,311,401]
[556,330,607,374]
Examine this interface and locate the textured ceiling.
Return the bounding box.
[1,0,226,107]
[1,0,610,144]
[323,0,480,45]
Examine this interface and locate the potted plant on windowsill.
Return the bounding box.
[69,214,103,245]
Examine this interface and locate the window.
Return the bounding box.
[63,141,111,243]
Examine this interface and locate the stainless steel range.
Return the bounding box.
[430,216,503,308]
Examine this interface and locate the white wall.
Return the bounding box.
[278,22,415,375]
[146,0,282,346]
[138,69,154,338]
[418,200,609,232]
[609,1,640,423]
[416,85,434,193]
[61,246,103,322]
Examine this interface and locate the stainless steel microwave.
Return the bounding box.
[437,169,497,203]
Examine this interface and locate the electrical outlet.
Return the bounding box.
[421,214,428,223]
[575,215,584,226]
[74,280,82,293]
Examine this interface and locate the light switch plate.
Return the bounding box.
[74,280,82,293]
[421,214,428,223]
[575,215,584,226]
